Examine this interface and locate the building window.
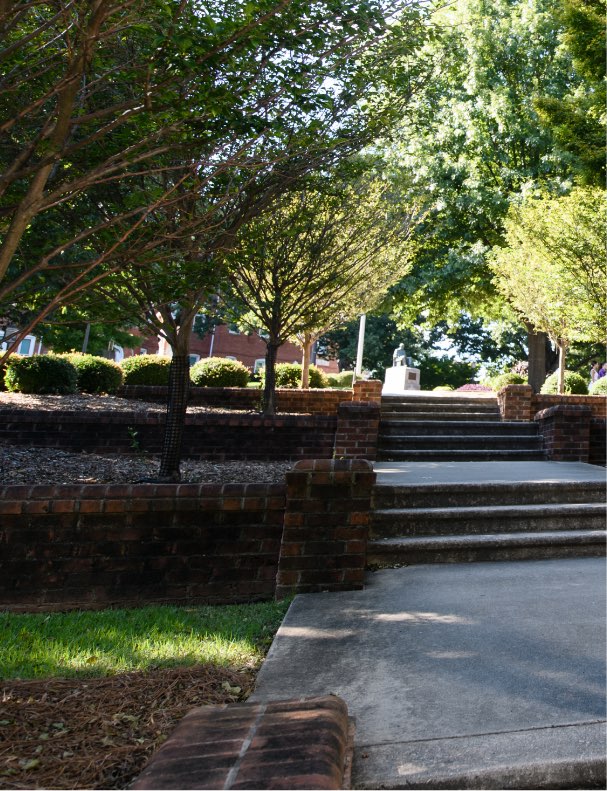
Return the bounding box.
[139,349,147,355]
[18,336,35,356]
[227,324,240,335]
[224,355,237,360]
[188,354,200,367]
[253,358,265,374]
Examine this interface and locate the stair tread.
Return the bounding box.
[372,502,606,518]
[369,530,607,548]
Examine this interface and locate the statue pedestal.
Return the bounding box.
[383,365,421,394]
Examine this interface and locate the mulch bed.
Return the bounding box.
[0,664,255,790]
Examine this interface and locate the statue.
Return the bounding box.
[392,343,407,367]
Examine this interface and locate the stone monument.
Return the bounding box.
[383,345,421,394]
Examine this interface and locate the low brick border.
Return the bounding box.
[131,695,352,790]
[498,384,606,422]
[276,459,376,599]
[534,405,592,462]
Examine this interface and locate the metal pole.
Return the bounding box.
[82,322,91,353]
[355,313,366,379]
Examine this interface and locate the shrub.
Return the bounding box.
[491,372,527,391]
[540,370,588,395]
[263,362,328,388]
[60,353,123,394]
[190,357,250,387]
[120,355,172,386]
[4,354,78,394]
[589,377,607,395]
[433,385,454,391]
[456,383,493,392]
[326,371,354,388]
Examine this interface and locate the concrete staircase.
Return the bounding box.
[370,394,606,565]
[378,393,546,462]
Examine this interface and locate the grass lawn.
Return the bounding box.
[1,599,290,679]
[0,599,291,789]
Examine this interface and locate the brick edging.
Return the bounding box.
[131,695,352,790]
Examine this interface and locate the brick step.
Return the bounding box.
[370,502,606,537]
[376,449,547,461]
[367,530,607,565]
[373,480,607,509]
[378,435,543,451]
[379,410,501,421]
[379,420,538,436]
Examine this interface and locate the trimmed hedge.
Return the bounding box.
[326,371,354,388]
[190,357,250,387]
[540,370,588,395]
[60,353,123,394]
[263,362,328,389]
[120,355,172,386]
[491,372,527,391]
[589,377,607,395]
[4,354,78,394]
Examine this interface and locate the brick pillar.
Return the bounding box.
[497,384,533,421]
[535,405,592,461]
[334,401,380,460]
[276,459,376,599]
[352,378,382,403]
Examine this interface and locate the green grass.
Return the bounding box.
[1,599,291,680]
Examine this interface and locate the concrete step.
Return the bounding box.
[378,435,543,451]
[370,502,607,537]
[377,448,547,461]
[380,410,501,422]
[379,420,538,436]
[373,480,607,509]
[367,530,607,565]
[381,395,498,406]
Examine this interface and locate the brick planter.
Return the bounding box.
[276,459,376,599]
[334,401,381,460]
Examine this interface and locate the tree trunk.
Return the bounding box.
[526,323,547,393]
[262,340,279,415]
[158,350,190,481]
[300,332,313,389]
[556,340,567,395]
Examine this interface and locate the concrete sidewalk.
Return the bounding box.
[252,558,606,789]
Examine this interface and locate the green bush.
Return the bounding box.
[540,370,588,395]
[589,377,607,395]
[4,354,78,394]
[120,355,172,386]
[60,353,123,394]
[326,371,354,388]
[190,356,250,387]
[491,372,527,391]
[433,385,454,391]
[263,362,328,388]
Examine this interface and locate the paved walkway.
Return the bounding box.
[252,462,607,789]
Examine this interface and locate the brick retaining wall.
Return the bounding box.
[534,405,592,462]
[498,384,606,422]
[0,482,286,611]
[0,409,337,461]
[0,460,376,612]
[119,385,349,415]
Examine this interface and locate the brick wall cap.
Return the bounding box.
[535,404,593,420]
[337,401,381,416]
[291,458,373,472]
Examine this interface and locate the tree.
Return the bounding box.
[1,0,435,359]
[534,0,606,185]
[226,169,419,413]
[489,187,606,392]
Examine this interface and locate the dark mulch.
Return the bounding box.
[0,664,255,790]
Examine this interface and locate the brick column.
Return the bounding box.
[334,401,380,460]
[497,384,533,421]
[353,378,382,403]
[534,405,592,461]
[276,459,375,599]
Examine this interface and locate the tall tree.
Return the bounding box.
[489,187,606,392]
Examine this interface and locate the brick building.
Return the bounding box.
[126,323,339,374]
